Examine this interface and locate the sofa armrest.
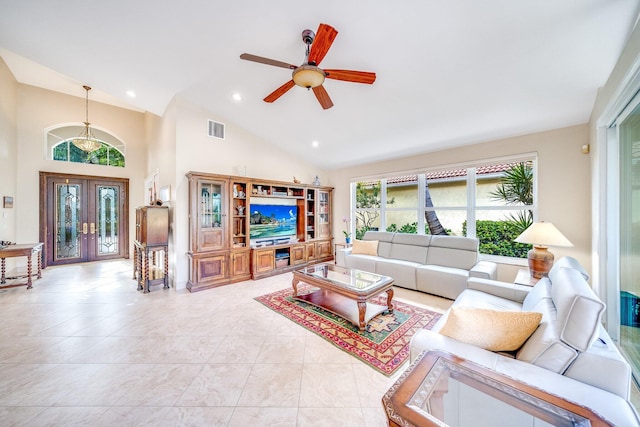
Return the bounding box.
[467,277,531,303]
[335,247,352,267]
[470,260,497,280]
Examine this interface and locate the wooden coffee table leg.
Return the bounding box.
[357,299,367,331]
[386,288,394,312]
[292,277,299,296]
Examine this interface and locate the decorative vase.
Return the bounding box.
[345,236,351,244]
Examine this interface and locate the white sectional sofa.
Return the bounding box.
[409,256,639,426]
[335,231,497,299]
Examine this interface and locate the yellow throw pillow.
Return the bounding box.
[351,239,379,256]
[439,307,542,352]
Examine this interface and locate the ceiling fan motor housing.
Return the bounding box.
[301,29,315,46]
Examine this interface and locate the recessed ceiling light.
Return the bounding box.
[125,90,136,98]
[312,140,319,148]
[232,93,242,101]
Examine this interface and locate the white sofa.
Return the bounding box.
[409,256,639,426]
[335,231,497,299]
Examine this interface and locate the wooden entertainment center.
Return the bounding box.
[186,172,333,292]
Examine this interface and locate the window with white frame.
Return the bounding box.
[351,156,536,258]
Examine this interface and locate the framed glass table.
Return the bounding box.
[382,350,611,427]
[291,263,394,331]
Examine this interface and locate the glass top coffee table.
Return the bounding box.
[291,263,394,331]
[382,350,611,427]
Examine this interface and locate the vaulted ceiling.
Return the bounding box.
[0,1,638,168]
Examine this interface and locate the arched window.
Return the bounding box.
[46,124,126,167]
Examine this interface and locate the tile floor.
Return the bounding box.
[0,259,452,426]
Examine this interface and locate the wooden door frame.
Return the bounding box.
[39,171,130,268]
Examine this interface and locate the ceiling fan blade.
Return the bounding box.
[312,85,334,110]
[264,80,296,103]
[324,69,376,84]
[308,24,338,66]
[240,53,297,70]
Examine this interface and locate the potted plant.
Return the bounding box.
[342,216,352,244]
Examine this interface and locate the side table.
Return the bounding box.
[382,350,609,426]
[334,242,352,264]
[0,243,44,289]
[514,268,540,287]
[133,240,169,293]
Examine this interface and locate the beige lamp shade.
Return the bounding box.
[515,222,573,279]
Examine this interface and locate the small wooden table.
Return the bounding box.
[382,350,611,426]
[133,240,169,293]
[0,243,44,289]
[292,263,394,331]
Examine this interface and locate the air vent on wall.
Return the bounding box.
[208,120,225,139]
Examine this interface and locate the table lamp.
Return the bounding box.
[514,222,573,278]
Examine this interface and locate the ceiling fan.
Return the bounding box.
[240,23,376,110]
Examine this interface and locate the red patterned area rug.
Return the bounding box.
[255,284,441,376]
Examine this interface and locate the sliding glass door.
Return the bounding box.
[619,100,640,376]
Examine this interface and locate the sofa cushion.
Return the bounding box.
[363,231,394,258]
[549,256,590,281]
[564,325,633,399]
[375,259,421,290]
[416,265,469,300]
[388,233,430,263]
[516,278,580,373]
[426,235,478,270]
[551,267,605,352]
[351,239,379,256]
[345,254,378,272]
[439,307,542,352]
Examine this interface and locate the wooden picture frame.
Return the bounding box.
[3,196,13,208]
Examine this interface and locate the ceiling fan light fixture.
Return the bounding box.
[72,85,102,153]
[292,65,325,89]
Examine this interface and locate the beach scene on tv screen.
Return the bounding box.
[250,204,297,239]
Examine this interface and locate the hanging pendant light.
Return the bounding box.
[72,85,102,153]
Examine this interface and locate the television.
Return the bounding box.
[249,198,298,246]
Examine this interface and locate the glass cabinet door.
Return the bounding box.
[198,180,226,251]
[317,190,331,239]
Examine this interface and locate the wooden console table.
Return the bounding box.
[0,243,44,289]
[382,350,610,426]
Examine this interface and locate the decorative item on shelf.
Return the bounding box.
[293,176,301,184]
[514,221,573,279]
[0,240,14,250]
[238,191,245,198]
[233,185,239,198]
[236,205,245,215]
[72,85,103,153]
[313,176,321,186]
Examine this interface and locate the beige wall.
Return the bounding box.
[0,57,17,244]
[6,83,148,271]
[330,124,591,281]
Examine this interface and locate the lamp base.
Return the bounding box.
[527,246,554,279]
